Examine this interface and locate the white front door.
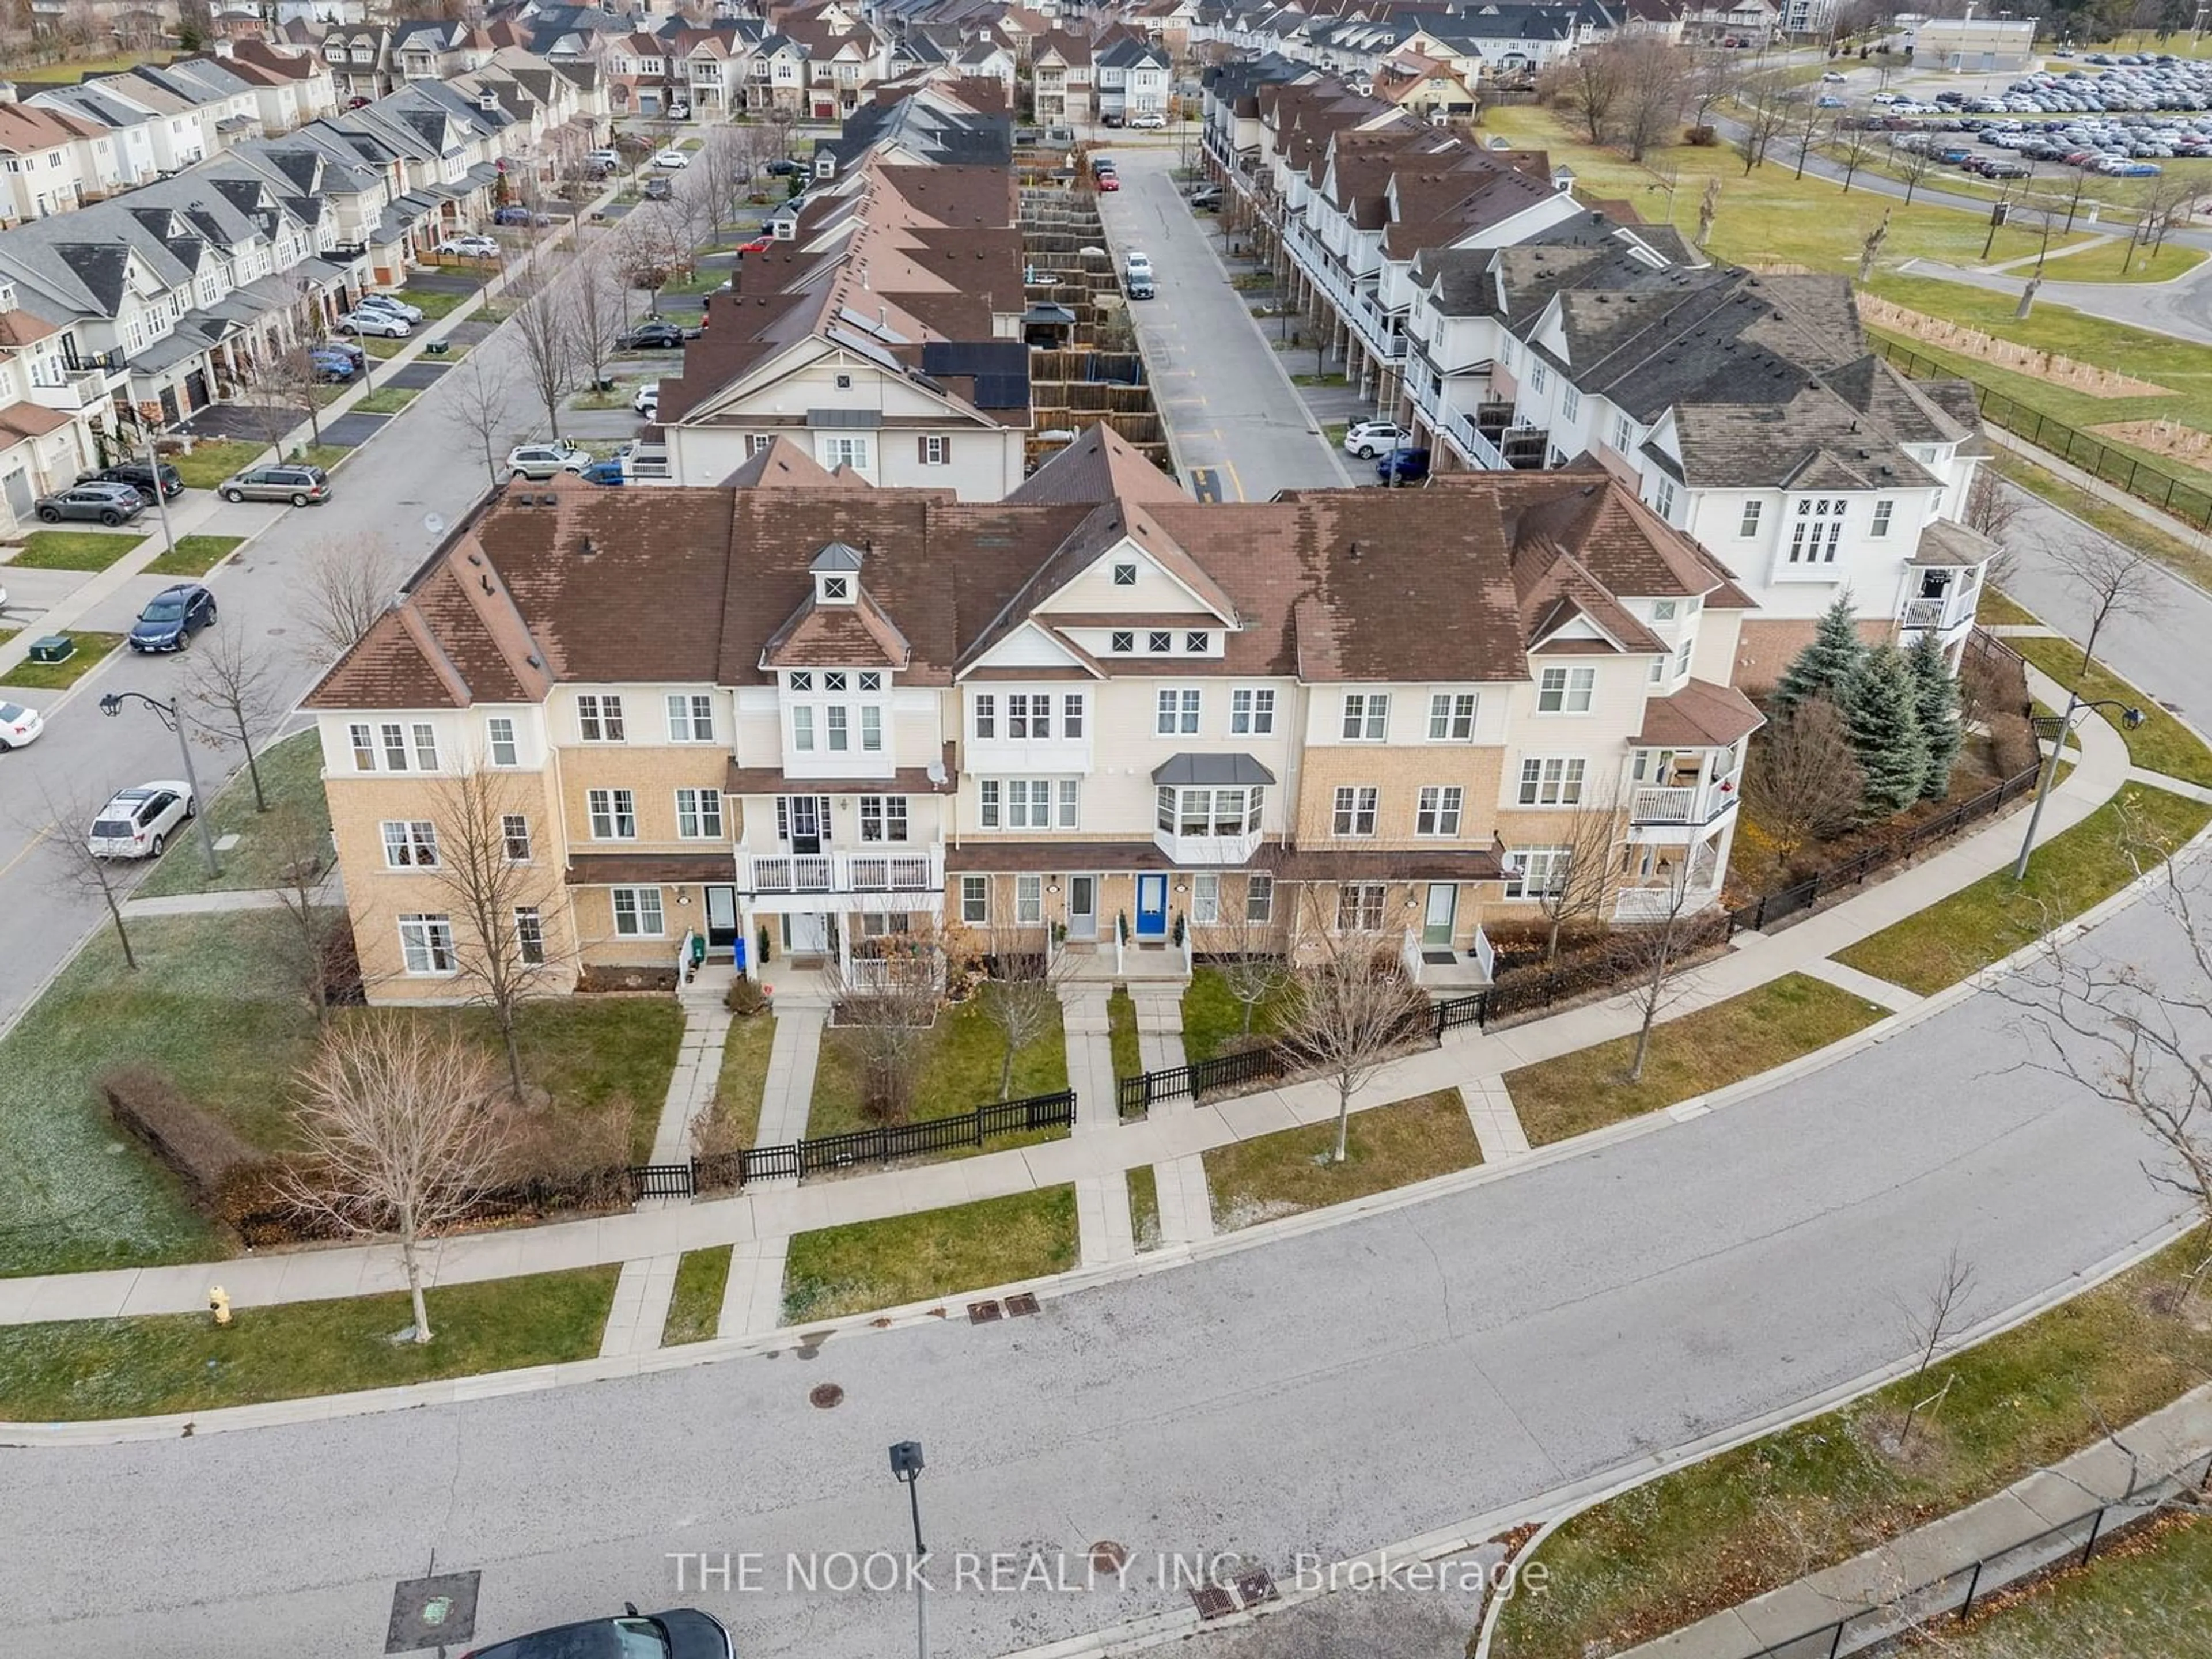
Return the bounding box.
[787,912,830,956]
[1067,874,1098,940]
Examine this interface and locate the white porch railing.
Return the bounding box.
[1613,884,1723,922]
[1471,923,1495,983]
[1630,783,1737,827]
[1900,595,1974,632]
[1458,413,1507,471]
[1400,927,1423,983]
[741,846,945,895]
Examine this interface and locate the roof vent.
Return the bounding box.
[1347,540,1362,560]
[467,551,483,565]
[480,573,495,595]
[539,493,558,507]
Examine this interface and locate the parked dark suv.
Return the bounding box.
[80,460,184,502]
[128,582,218,653]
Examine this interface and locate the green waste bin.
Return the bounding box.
[690,934,706,967]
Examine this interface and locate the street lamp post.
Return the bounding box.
[889,1441,927,1659]
[140,422,179,562]
[2012,691,2145,881]
[99,690,222,878]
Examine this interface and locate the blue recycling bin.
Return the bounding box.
[733,936,748,971]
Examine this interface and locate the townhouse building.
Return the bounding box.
[321,26,400,103]
[659,139,1032,496]
[1094,32,1171,121]
[1029,30,1095,124]
[0,282,100,532]
[302,423,1765,1002]
[0,103,120,226]
[1206,69,1998,689]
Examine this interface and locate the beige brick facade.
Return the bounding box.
[1291,745,1506,844]
[1732,615,1893,692]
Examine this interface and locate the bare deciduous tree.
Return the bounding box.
[425,765,562,1096]
[1686,48,1745,129]
[977,931,1073,1100]
[232,342,325,453]
[1546,45,1628,146]
[1895,1245,1978,1449]
[1612,41,1690,162]
[259,801,351,1026]
[182,626,284,813]
[613,206,685,316]
[1786,93,1830,181]
[298,533,403,668]
[1833,120,1879,193]
[37,785,141,970]
[565,247,628,398]
[1213,885,1292,1040]
[1619,859,1704,1084]
[282,1016,512,1343]
[1531,794,1625,964]
[2054,532,2160,676]
[1892,137,1938,205]
[441,352,524,489]
[506,260,579,438]
[1737,75,1796,176]
[827,929,945,1124]
[1745,696,1865,868]
[1281,893,1428,1164]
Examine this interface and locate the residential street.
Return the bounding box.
[1096,145,1352,500]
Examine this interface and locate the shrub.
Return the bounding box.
[725,977,768,1016]
[1684,124,1718,146]
[1988,705,2039,779]
[99,1066,258,1211]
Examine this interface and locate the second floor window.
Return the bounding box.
[1332,786,1378,837]
[666,694,714,742]
[974,694,995,738]
[1790,497,1845,565]
[1415,786,1463,836]
[380,820,438,868]
[1007,694,1050,740]
[1871,498,1894,537]
[1428,693,1475,741]
[1537,666,1596,713]
[1232,687,1275,736]
[578,694,624,741]
[1342,693,1389,741]
[1518,757,1586,806]
[1063,694,1085,738]
[1157,688,1200,736]
[501,814,532,863]
[587,788,637,839]
[859,795,908,841]
[675,789,724,839]
[1739,500,1763,538]
[486,716,518,767]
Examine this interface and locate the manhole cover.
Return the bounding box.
[1089,1541,1127,1575]
[386,1571,480,1653]
[809,1382,844,1409]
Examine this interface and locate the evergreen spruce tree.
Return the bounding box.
[1839,643,1929,817]
[1773,592,1866,714]
[1906,632,1961,801]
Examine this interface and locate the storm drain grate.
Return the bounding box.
[809,1383,845,1409]
[1235,1568,1278,1608]
[968,1300,1003,1323]
[1004,1293,1040,1317]
[1191,1585,1237,1620]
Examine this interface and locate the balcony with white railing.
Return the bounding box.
[1453,411,1507,471]
[1899,586,1978,635]
[739,845,945,907]
[25,365,115,412]
[1629,781,1739,827]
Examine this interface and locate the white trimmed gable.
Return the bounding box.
[1035,536,1236,620]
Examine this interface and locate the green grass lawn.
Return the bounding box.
[361,336,407,360]
[1506,974,1889,1148]
[1107,986,1141,1081]
[1974,586,2041,627]
[1180,965,1293,1065]
[496,999,684,1163]
[695,1011,775,1153]
[0,1267,618,1421]
[1203,1089,1480,1232]
[393,286,476,319]
[8,528,147,570]
[809,996,1069,1145]
[2010,635,2212,788]
[134,731,329,899]
[168,441,268,491]
[1836,786,2212,996]
[0,631,126,691]
[1987,450,2212,593]
[9,51,174,82]
[143,534,244,578]
[1127,1164,1160,1251]
[1938,1514,2212,1658]
[661,1247,733,1347]
[1476,105,2093,281]
[352,386,420,415]
[297,444,350,472]
[1491,1233,2212,1659]
[782,1186,1080,1323]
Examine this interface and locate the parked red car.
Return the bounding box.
[1097,172,1120,191]
[736,236,772,256]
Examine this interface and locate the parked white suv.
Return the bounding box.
[1342,419,1410,459]
[506,441,593,480]
[88,781,195,859]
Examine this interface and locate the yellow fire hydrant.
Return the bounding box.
[207,1286,232,1326]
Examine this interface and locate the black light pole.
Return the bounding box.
[2013,693,2145,881]
[99,690,222,878]
[889,1440,927,1659]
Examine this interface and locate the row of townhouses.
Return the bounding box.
[0,47,608,532]
[1202,63,1995,690]
[655,91,1037,497]
[304,425,1765,999]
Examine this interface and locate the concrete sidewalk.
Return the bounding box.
[1617,1381,2212,1658]
[0,662,2158,1330]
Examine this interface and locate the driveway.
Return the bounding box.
[1096,146,1351,501]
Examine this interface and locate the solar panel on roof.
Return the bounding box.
[971,373,1029,409]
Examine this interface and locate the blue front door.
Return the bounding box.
[1135,874,1168,939]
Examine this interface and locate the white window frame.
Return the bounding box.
[1191,873,1221,925]
[577,693,625,742]
[1156,687,1200,736]
[1653,476,1677,521]
[380,819,439,868]
[665,693,714,742]
[1870,498,1894,537]
[1231,687,1276,736]
[610,885,666,937]
[973,693,995,738]
[486,715,518,767]
[1245,872,1274,923]
[1427,692,1475,741]
[1331,785,1378,837]
[587,787,637,840]
[960,874,989,923]
[1789,496,1846,565]
[1415,785,1463,837]
[1536,665,1596,714]
[502,813,532,863]
[1738,499,1763,538]
[1336,882,1386,932]
[1341,692,1390,741]
[349,722,375,771]
[397,912,456,975]
[1015,874,1043,925]
[675,787,724,839]
[858,794,909,842]
[1518,757,1586,806]
[1504,847,1571,900]
[514,907,546,967]
[1062,693,1085,738]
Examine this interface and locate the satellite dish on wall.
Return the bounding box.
[424,512,446,537]
[926,760,948,787]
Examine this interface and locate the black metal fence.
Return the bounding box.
[688,1089,1077,1195]
[1117,994,1486,1117]
[1870,333,2212,531]
[1745,1448,2212,1659]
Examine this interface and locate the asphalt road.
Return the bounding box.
[1096,146,1353,501]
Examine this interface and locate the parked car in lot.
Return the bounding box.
[0,699,44,752]
[652,147,691,169]
[1822,69,1848,82]
[1342,419,1409,459]
[356,293,424,322]
[506,441,593,480]
[585,147,620,171]
[335,309,410,338]
[435,234,501,259]
[128,582,218,653]
[80,460,183,501]
[642,175,673,200]
[1375,446,1431,484]
[219,463,331,506]
[35,480,145,525]
[632,381,660,416]
[460,1607,733,1659]
[87,781,195,859]
[1130,112,1167,128]
[620,319,691,350]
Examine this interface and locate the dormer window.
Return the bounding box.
[821,577,849,600]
